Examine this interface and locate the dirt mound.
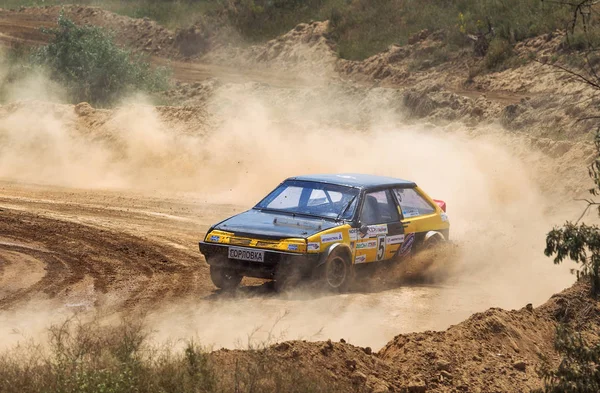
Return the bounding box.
[379,307,556,392]
[209,282,595,393]
[334,29,599,140]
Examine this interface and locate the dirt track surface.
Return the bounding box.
[0,179,591,392]
[0,179,579,352]
[0,181,229,311]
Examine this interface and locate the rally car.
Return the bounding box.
[199,174,449,291]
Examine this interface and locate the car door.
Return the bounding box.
[354,188,406,264]
[392,187,437,255]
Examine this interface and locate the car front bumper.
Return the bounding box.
[199,242,321,279]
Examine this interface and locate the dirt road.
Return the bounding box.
[0,179,577,350]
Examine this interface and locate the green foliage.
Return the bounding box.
[484,38,513,70]
[409,45,452,71]
[0,0,584,60]
[545,133,600,297]
[546,222,600,295]
[2,0,221,29]
[454,0,568,43]
[223,0,329,42]
[536,325,600,393]
[33,13,170,106]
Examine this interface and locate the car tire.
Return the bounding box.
[210,266,242,290]
[319,248,354,292]
[424,233,444,250]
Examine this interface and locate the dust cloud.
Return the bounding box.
[0,59,586,350]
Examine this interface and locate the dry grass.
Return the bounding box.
[0,316,339,393]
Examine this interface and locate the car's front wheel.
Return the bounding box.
[319,248,354,292]
[210,266,243,290]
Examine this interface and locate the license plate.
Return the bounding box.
[228,247,265,262]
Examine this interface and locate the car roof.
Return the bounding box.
[287,173,416,189]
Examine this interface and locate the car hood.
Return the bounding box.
[214,209,339,239]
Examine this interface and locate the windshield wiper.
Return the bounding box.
[336,195,357,222]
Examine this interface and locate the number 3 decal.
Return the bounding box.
[377,235,386,261]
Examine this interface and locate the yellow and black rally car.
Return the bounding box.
[199,174,449,291]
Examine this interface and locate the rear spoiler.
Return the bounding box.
[433,199,446,212]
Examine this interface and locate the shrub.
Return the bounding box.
[224,0,327,42]
[536,325,600,393]
[545,132,600,297]
[484,38,513,70]
[33,13,170,106]
[0,317,338,393]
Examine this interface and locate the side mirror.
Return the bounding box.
[359,224,369,236]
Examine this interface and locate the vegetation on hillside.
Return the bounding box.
[536,325,600,393]
[539,3,600,390]
[0,14,170,106]
[0,317,338,393]
[544,1,600,298]
[34,14,170,106]
[0,0,584,61]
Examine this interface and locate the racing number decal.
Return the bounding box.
[377,235,386,261]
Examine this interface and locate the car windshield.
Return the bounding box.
[255,180,359,220]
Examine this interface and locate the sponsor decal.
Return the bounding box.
[441,213,449,222]
[355,254,367,264]
[360,224,388,238]
[356,240,377,249]
[402,208,420,218]
[386,234,404,245]
[397,233,415,258]
[321,232,343,243]
[307,242,320,251]
[349,228,359,240]
[288,244,299,251]
[210,235,220,242]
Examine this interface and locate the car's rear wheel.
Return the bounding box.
[319,248,354,292]
[424,232,445,250]
[210,266,243,290]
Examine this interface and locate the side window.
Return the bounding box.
[393,188,435,218]
[360,190,399,225]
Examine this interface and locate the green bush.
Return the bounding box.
[484,38,513,70]
[545,133,600,297]
[224,0,329,42]
[33,13,170,106]
[536,325,600,393]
